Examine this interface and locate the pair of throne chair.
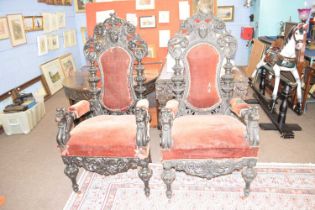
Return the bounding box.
[56,13,259,198]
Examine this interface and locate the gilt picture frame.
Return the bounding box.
[217,6,234,22]
[74,0,95,13]
[40,58,65,95]
[139,16,156,29]
[0,17,9,40]
[7,14,27,47]
[136,0,155,10]
[59,53,77,77]
[23,16,34,32]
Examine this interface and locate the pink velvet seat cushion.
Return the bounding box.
[63,115,139,158]
[162,115,258,160]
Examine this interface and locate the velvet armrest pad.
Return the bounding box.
[230,98,250,117]
[68,100,90,118]
[165,99,179,116]
[136,99,149,110]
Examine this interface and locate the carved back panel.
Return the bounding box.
[83,14,148,113]
[168,11,237,115]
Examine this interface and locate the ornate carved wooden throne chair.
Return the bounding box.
[55,14,152,196]
[160,11,260,198]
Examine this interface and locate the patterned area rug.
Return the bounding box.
[64,163,315,210]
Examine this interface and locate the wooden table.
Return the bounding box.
[62,63,163,105]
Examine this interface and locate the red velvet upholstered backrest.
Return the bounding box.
[99,47,134,111]
[185,43,222,109]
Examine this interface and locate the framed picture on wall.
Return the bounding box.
[74,0,95,13]
[192,0,217,15]
[80,27,87,44]
[23,16,34,32]
[37,35,48,56]
[217,6,234,22]
[147,44,156,58]
[139,16,156,29]
[48,34,60,50]
[40,58,64,95]
[33,16,43,31]
[136,0,155,10]
[7,14,27,47]
[0,17,10,40]
[59,53,77,77]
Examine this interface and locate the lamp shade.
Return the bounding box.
[298,8,311,22]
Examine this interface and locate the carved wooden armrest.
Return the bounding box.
[135,104,150,147]
[136,99,149,109]
[160,99,179,149]
[230,98,259,146]
[55,108,76,149]
[68,100,91,119]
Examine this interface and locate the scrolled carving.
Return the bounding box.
[217,34,237,59]
[83,38,97,64]
[55,108,75,148]
[160,108,173,149]
[135,107,149,147]
[168,33,189,59]
[165,158,257,180]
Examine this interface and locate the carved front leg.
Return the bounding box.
[161,162,176,199]
[241,159,257,197]
[138,159,152,197]
[64,161,79,192]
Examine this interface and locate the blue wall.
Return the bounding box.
[0,0,82,95]
[1,0,310,95]
[219,0,251,66]
[253,0,312,37]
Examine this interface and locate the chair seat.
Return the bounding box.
[63,115,142,158]
[162,115,258,160]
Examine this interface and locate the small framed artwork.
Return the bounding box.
[192,0,217,15]
[74,0,95,13]
[136,0,155,10]
[0,17,10,40]
[139,16,156,29]
[80,27,87,44]
[48,34,59,50]
[7,14,27,47]
[59,53,77,77]
[40,58,65,95]
[217,6,234,22]
[147,44,156,58]
[63,29,77,48]
[56,12,66,28]
[33,16,43,31]
[23,16,34,32]
[63,0,72,5]
[37,35,48,56]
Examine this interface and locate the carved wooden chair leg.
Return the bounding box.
[64,162,79,192]
[161,163,176,199]
[138,159,152,197]
[241,160,257,197]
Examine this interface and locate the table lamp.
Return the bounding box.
[298,8,311,23]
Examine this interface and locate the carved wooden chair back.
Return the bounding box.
[84,13,148,114]
[169,11,237,115]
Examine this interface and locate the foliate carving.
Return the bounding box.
[217,34,237,59]
[83,38,97,64]
[164,158,257,180]
[135,107,149,147]
[242,106,260,146]
[62,156,147,176]
[129,35,148,99]
[155,81,174,106]
[55,108,75,148]
[160,108,173,148]
[88,65,105,116]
